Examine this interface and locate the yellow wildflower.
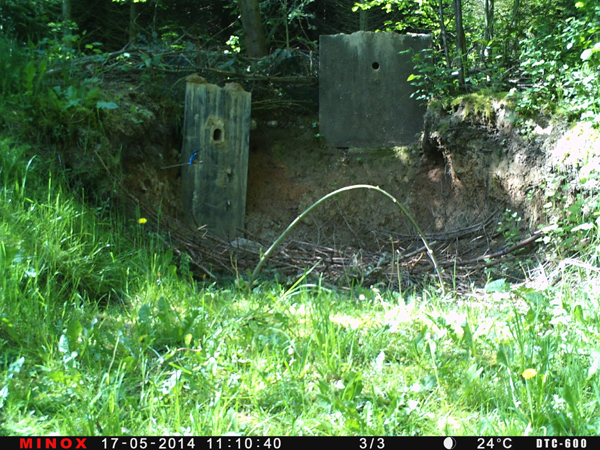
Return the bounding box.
[522,368,537,380]
[138,218,147,224]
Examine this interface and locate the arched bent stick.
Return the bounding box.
[248,184,445,295]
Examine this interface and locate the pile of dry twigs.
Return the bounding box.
[134,192,541,292]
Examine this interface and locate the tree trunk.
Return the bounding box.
[438,0,451,69]
[483,0,494,61]
[238,0,268,58]
[359,0,368,31]
[507,0,521,59]
[483,0,494,42]
[453,0,467,89]
[62,0,72,45]
[129,0,139,44]
[62,0,71,23]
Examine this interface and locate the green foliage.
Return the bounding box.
[406,47,458,101]
[541,191,600,259]
[352,0,440,33]
[0,141,136,308]
[2,136,600,434]
[4,127,600,435]
[497,209,524,248]
[262,0,317,49]
[513,2,600,123]
[2,0,597,126]
[137,294,207,349]
[0,37,46,100]
[375,0,600,125]
[0,0,61,42]
[482,277,600,433]
[0,35,117,144]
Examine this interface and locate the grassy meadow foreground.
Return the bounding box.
[1,139,600,436]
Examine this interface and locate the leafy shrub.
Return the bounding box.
[512,2,600,123]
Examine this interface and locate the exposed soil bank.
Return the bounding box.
[61,80,599,284]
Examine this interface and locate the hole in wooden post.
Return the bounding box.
[213,128,223,143]
[372,62,380,70]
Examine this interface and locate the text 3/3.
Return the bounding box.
[359,438,385,449]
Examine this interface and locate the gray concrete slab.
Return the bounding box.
[319,32,431,148]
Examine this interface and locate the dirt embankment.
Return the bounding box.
[68,81,592,285]
[241,95,555,252]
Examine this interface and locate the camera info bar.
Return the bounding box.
[8,436,594,450]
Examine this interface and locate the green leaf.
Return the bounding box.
[581,49,592,61]
[345,418,361,431]
[485,278,509,293]
[496,344,513,367]
[341,371,363,402]
[138,304,152,324]
[587,351,600,380]
[122,356,138,373]
[86,86,100,101]
[168,362,192,375]
[96,101,119,110]
[524,290,546,307]
[65,319,82,352]
[465,363,483,382]
[561,384,580,417]
[157,297,169,314]
[462,320,474,350]
[573,304,584,323]
[48,370,67,383]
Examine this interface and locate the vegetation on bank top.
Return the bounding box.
[1,0,599,127]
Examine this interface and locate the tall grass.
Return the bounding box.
[1,137,600,436]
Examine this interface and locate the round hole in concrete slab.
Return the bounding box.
[372,62,380,70]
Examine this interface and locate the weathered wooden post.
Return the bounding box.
[181,75,251,239]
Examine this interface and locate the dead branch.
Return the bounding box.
[46,41,134,75]
[448,230,543,267]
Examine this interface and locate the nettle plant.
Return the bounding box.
[497,209,524,249]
